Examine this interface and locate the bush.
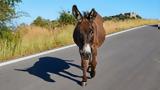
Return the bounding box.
[58,10,76,26]
[0,27,22,57]
[31,16,50,28]
[31,16,60,29]
[31,10,76,29]
[51,20,61,28]
[103,12,142,21]
[0,0,22,26]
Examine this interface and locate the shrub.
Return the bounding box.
[103,12,142,21]
[58,10,76,26]
[31,10,76,29]
[0,27,22,58]
[31,16,50,28]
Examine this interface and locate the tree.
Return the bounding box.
[31,16,51,28]
[103,12,143,21]
[58,10,76,26]
[0,0,22,27]
[31,10,76,29]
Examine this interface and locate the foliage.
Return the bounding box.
[103,12,142,21]
[0,25,74,61]
[31,16,50,27]
[58,10,76,26]
[31,16,60,29]
[103,19,159,35]
[31,10,76,29]
[0,27,22,60]
[0,0,22,26]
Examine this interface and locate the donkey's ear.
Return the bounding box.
[89,8,97,21]
[72,5,82,22]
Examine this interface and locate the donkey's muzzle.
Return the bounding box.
[79,44,92,60]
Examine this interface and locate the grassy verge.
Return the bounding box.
[104,19,160,34]
[0,19,160,62]
[0,25,74,61]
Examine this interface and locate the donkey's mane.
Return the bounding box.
[83,11,90,18]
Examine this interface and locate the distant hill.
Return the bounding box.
[103,12,142,20]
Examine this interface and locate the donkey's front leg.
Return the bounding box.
[90,47,97,78]
[81,59,88,86]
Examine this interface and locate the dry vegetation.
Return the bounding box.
[104,19,160,34]
[0,25,74,61]
[0,19,160,61]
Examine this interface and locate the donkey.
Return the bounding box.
[72,5,105,86]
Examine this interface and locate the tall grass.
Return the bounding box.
[0,28,22,60]
[104,19,160,34]
[0,19,160,61]
[0,25,74,61]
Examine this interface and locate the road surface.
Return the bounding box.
[0,25,160,90]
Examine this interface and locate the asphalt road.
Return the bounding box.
[1,25,160,90]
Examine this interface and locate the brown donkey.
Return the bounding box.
[72,5,105,86]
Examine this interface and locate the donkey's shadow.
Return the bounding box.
[15,57,81,84]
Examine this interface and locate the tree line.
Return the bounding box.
[31,10,76,29]
[103,12,142,21]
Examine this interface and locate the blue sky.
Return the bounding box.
[16,0,160,24]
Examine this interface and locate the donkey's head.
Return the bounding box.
[72,5,97,59]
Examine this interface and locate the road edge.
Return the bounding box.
[0,25,146,67]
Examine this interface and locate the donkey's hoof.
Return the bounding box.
[90,70,96,78]
[81,81,87,86]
